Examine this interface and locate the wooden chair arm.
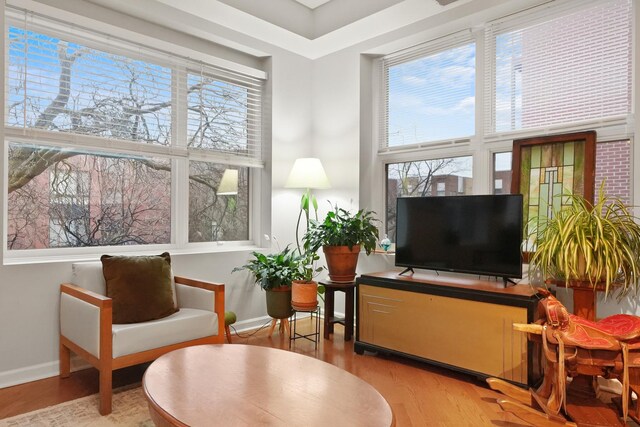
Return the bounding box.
[174,276,225,337]
[174,276,224,292]
[60,283,113,365]
[60,283,112,309]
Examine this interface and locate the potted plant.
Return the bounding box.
[232,246,301,319]
[305,206,380,283]
[291,250,323,310]
[528,186,640,318]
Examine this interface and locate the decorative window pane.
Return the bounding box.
[488,0,632,133]
[493,152,512,194]
[384,42,475,148]
[7,142,171,250]
[386,156,473,241]
[188,162,249,242]
[7,26,172,145]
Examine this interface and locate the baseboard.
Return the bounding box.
[229,311,342,333]
[0,361,60,389]
[0,313,340,389]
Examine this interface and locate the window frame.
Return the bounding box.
[372,0,635,241]
[378,30,477,154]
[2,8,267,263]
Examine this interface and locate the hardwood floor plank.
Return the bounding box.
[0,320,529,426]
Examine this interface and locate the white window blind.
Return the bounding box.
[6,7,265,162]
[4,6,265,255]
[185,66,262,159]
[379,31,475,152]
[6,11,173,146]
[485,0,632,135]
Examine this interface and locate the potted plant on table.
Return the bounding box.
[527,186,640,319]
[304,206,380,283]
[232,246,301,320]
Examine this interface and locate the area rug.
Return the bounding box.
[0,385,152,427]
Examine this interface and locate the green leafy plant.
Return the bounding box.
[528,186,640,297]
[232,246,303,290]
[296,249,323,283]
[304,206,380,254]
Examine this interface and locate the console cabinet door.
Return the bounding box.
[358,284,529,383]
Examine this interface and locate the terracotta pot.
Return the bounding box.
[291,280,318,311]
[323,245,360,283]
[265,287,293,319]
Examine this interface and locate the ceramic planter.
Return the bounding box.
[291,280,318,310]
[323,244,360,283]
[265,286,293,319]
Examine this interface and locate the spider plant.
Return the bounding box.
[528,186,640,298]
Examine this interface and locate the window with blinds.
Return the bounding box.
[4,7,265,254]
[187,69,262,158]
[380,32,475,151]
[485,0,632,135]
[6,22,173,145]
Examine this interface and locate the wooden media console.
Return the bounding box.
[355,271,542,387]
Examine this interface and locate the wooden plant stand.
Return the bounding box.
[267,318,290,337]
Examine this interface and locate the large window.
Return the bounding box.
[381,34,475,150]
[378,0,633,241]
[386,156,472,241]
[4,9,265,256]
[487,0,632,134]
[8,144,171,250]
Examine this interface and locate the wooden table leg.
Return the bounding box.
[344,286,354,341]
[324,287,335,339]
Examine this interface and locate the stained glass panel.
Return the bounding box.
[512,132,595,252]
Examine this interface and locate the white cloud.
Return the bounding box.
[436,65,475,87]
[389,92,425,109]
[420,96,475,115]
[401,75,427,86]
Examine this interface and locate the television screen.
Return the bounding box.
[395,194,523,279]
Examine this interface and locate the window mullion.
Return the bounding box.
[173,66,189,247]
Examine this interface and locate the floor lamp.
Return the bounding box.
[214,169,238,240]
[285,158,331,254]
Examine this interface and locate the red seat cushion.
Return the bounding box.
[561,316,616,349]
[540,290,640,349]
[594,314,640,340]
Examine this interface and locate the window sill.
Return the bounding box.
[3,243,261,266]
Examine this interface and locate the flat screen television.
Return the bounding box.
[395,194,523,280]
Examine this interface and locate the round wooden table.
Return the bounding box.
[143,344,395,427]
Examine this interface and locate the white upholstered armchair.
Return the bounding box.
[59,261,225,415]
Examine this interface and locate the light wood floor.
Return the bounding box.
[0,318,529,426]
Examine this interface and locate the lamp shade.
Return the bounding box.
[285,158,331,189]
[217,169,239,195]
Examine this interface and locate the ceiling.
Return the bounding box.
[293,0,332,9]
[85,0,470,59]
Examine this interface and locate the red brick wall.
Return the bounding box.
[594,140,630,206]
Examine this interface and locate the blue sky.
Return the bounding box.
[387,42,475,146]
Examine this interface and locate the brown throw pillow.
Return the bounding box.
[101,252,178,324]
